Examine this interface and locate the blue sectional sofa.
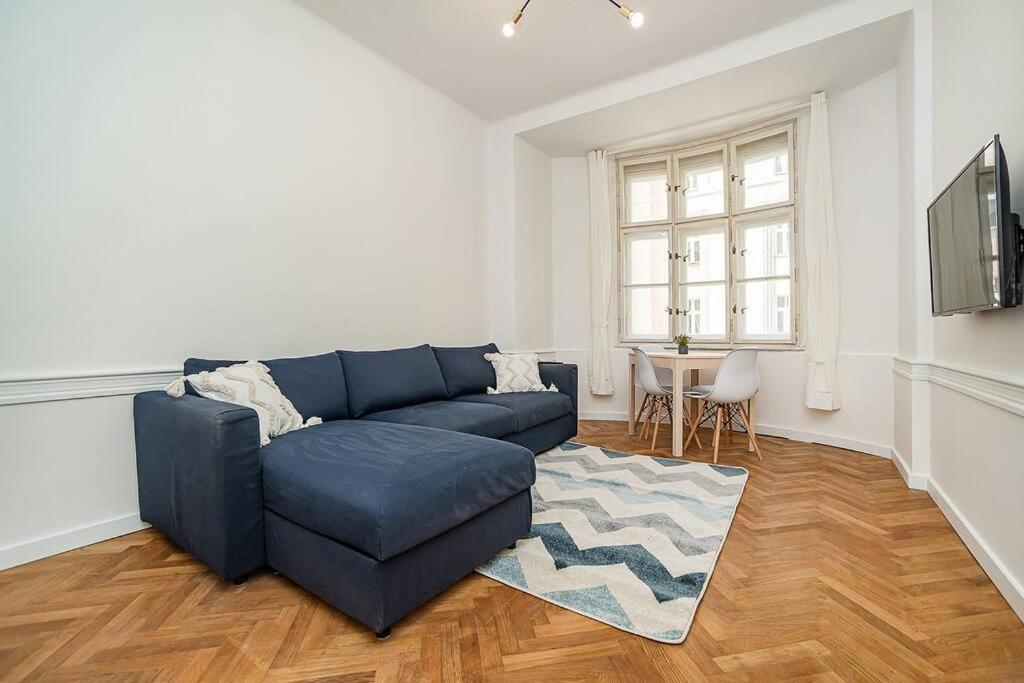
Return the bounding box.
[133,344,577,638]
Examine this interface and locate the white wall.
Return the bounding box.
[512,138,554,352]
[550,70,901,456]
[0,0,488,567]
[923,0,1024,617]
[892,16,918,473]
[930,1,1024,374]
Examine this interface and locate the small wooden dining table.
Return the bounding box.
[627,349,755,458]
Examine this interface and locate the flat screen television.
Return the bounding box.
[927,134,1022,316]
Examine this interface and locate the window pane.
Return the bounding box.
[626,287,669,338]
[624,230,668,285]
[625,163,668,222]
[680,228,726,283]
[736,132,789,209]
[679,284,726,338]
[677,151,725,219]
[738,217,790,278]
[738,279,791,339]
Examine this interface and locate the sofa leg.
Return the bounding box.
[375,627,392,640]
[231,575,248,586]
[507,542,517,550]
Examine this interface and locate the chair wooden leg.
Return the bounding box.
[642,398,653,439]
[726,405,734,443]
[635,394,649,431]
[683,399,702,452]
[641,398,657,439]
[651,399,665,449]
[712,406,724,464]
[737,404,764,461]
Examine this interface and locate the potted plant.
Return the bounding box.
[673,334,692,355]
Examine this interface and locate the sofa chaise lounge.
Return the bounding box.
[133,343,577,637]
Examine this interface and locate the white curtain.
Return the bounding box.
[587,150,614,395]
[803,92,841,411]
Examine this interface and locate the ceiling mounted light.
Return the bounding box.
[610,1,644,28]
[500,0,645,37]
[502,0,530,38]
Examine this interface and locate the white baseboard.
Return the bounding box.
[577,412,891,459]
[927,478,1024,622]
[579,410,631,422]
[754,424,892,458]
[891,448,927,490]
[0,513,149,571]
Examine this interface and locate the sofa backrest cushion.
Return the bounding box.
[183,353,349,421]
[431,343,499,398]
[337,344,448,417]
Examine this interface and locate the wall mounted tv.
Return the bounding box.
[927,134,1022,316]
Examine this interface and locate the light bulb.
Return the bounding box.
[628,10,644,28]
[502,21,516,37]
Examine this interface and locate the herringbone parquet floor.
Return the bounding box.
[2,420,1023,681]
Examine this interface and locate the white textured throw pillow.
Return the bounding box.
[164,361,321,446]
[484,352,557,394]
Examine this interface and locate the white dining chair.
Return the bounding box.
[682,348,763,463]
[633,347,699,450]
[633,344,672,432]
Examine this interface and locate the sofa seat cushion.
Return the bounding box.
[261,421,535,561]
[362,400,516,439]
[454,391,574,432]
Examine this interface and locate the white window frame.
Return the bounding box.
[730,123,797,216]
[619,226,672,342]
[675,218,730,343]
[615,120,800,348]
[618,153,672,228]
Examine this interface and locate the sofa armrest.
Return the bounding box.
[539,362,578,413]
[133,391,264,581]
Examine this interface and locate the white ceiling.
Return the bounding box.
[296,0,844,121]
[518,13,908,156]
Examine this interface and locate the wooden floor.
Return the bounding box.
[2,420,1023,682]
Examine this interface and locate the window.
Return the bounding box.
[617,122,797,346]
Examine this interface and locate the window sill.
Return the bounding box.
[616,342,805,352]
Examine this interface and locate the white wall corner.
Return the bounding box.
[892,356,932,480]
[486,126,517,350]
[891,447,927,489]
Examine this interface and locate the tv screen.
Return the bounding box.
[927,135,1018,316]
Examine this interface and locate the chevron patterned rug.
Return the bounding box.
[477,441,748,643]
